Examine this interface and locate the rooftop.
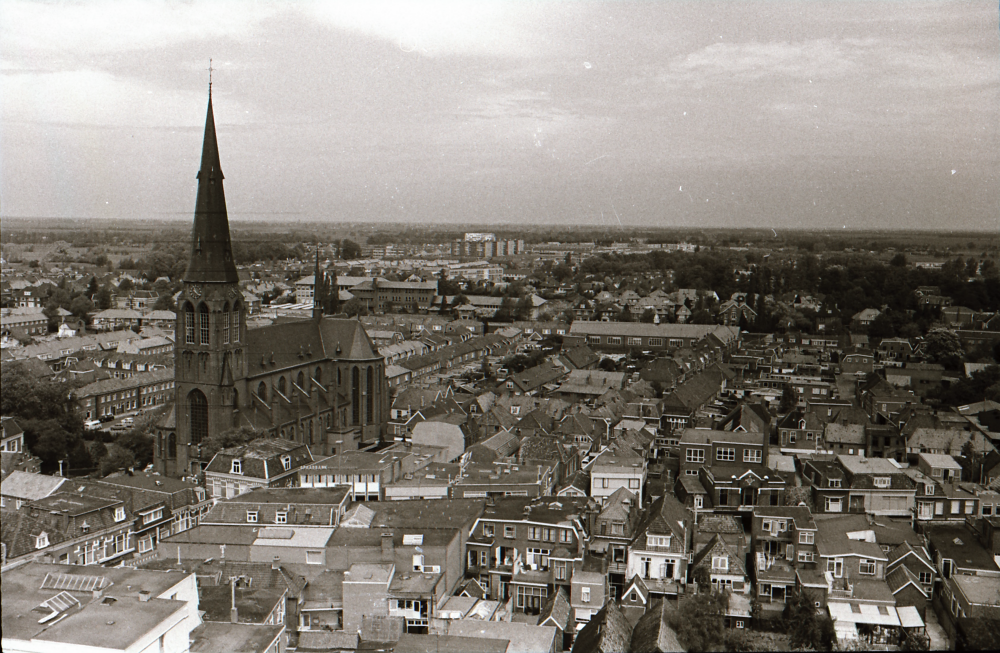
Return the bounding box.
[189,622,285,653]
[1,563,191,649]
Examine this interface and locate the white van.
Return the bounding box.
[121,417,134,427]
[84,420,101,431]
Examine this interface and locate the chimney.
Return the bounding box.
[138,590,152,602]
[381,532,395,560]
[272,556,280,571]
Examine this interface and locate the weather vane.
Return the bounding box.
[208,58,213,90]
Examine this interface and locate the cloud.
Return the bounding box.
[1,0,277,61]
[298,0,563,58]
[668,39,871,83]
[1,69,248,128]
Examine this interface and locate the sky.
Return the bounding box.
[2,0,998,231]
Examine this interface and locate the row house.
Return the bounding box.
[692,533,751,596]
[74,368,175,420]
[696,465,790,512]
[1,415,24,454]
[465,496,592,613]
[659,368,729,432]
[751,506,818,607]
[201,487,353,529]
[568,321,739,354]
[625,494,691,597]
[3,488,136,566]
[677,428,768,476]
[91,308,143,331]
[776,409,824,451]
[0,312,47,337]
[804,455,917,516]
[590,487,642,598]
[204,439,314,499]
[589,444,646,504]
[886,542,936,616]
[94,473,212,550]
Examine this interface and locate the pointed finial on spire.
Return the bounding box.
[208,58,214,92]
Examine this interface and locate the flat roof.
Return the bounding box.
[189,622,285,653]
[253,527,334,548]
[1,563,191,649]
[224,486,351,504]
[395,633,509,653]
[29,491,119,515]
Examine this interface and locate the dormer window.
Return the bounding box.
[232,459,243,475]
[114,507,126,522]
[798,419,806,430]
[925,483,935,495]
[828,479,842,488]
[35,532,49,549]
[712,556,728,571]
[873,477,890,488]
[281,455,291,471]
[246,511,258,523]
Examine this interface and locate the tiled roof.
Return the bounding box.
[1,471,66,501]
[571,600,633,653]
[629,599,683,653]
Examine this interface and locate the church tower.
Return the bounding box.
[162,88,247,477]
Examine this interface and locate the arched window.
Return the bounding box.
[257,381,268,401]
[167,432,177,458]
[184,303,195,344]
[351,367,360,425]
[232,387,239,410]
[232,302,241,343]
[297,371,305,391]
[278,376,286,396]
[308,420,314,444]
[189,390,208,445]
[315,366,322,384]
[366,365,374,424]
[198,304,210,345]
[337,368,342,386]
[222,302,231,344]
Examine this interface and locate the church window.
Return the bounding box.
[297,371,305,392]
[352,367,360,425]
[184,304,195,344]
[257,382,267,401]
[278,376,286,396]
[167,432,176,458]
[222,303,230,343]
[315,367,322,384]
[232,302,241,342]
[366,366,374,424]
[198,304,210,345]
[189,390,208,445]
[338,368,342,386]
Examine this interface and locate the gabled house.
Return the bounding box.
[626,495,690,596]
[692,534,749,594]
[205,439,314,499]
[806,455,916,516]
[591,487,641,598]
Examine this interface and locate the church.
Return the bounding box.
[155,90,388,478]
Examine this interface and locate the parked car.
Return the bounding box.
[99,414,115,423]
[121,417,134,427]
[84,420,101,431]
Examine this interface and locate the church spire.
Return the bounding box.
[184,86,239,284]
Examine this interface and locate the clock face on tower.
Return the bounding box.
[189,285,203,299]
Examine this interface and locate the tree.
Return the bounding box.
[890,253,908,267]
[783,587,836,651]
[87,276,99,298]
[924,327,964,370]
[339,239,362,260]
[95,287,113,310]
[69,295,94,320]
[200,426,266,462]
[342,297,366,317]
[780,383,798,413]
[118,278,134,293]
[640,308,656,323]
[152,293,176,311]
[320,268,340,314]
[867,312,896,339]
[98,443,136,477]
[667,590,728,652]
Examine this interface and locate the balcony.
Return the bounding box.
[607,561,628,575]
